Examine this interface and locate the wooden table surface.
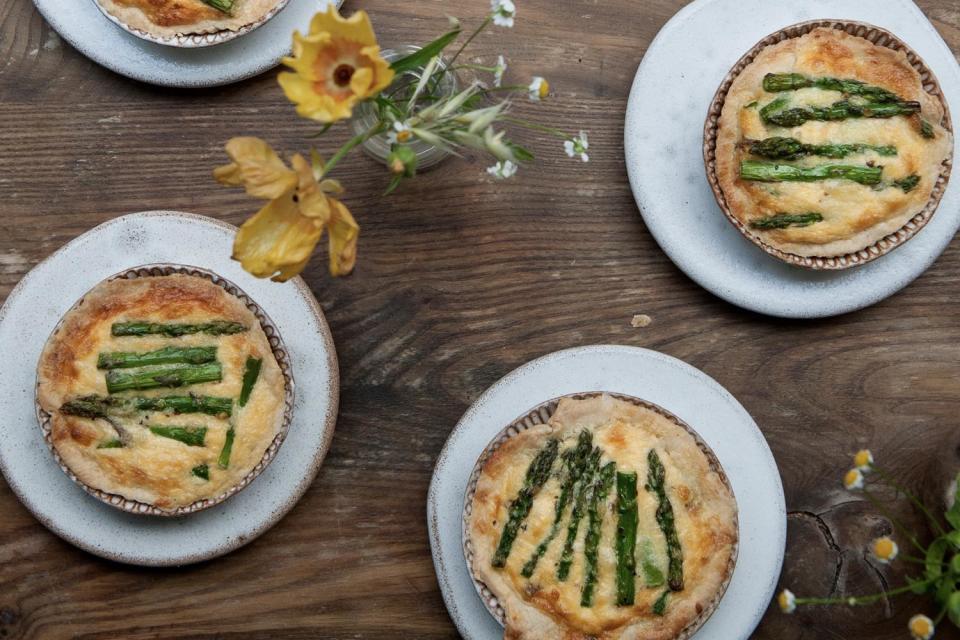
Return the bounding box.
[2,0,960,638]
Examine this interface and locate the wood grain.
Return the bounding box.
[1,0,959,638]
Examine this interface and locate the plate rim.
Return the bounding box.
[623,0,960,319]
[427,344,786,640]
[0,210,339,566]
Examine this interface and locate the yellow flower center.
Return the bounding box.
[854,449,872,468]
[873,537,896,559]
[396,130,412,143]
[777,592,791,610]
[844,469,860,487]
[538,79,550,99]
[910,616,933,637]
[333,63,356,87]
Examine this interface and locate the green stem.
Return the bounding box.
[501,116,572,139]
[321,123,387,178]
[795,578,935,606]
[446,15,491,69]
[861,488,927,554]
[872,467,946,536]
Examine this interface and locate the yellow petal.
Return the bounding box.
[360,44,394,95]
[290,154,332,221]
[220,137,297,199]
[349,66,374,97]
[232,193,324,282]
[278,72,357,123]
[309,6,377,46]
[319,178,344,195]
[327,198,359,276]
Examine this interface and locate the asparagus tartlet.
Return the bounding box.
[466,394,737,640]
[37,273,288,514]
[713,26,952,261]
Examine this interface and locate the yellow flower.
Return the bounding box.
[215,137,358,281]
[854,449,874,471]
[278,7,394,123]
[908,614,935,639]
[871,536,898,563]
[844,468,864,491]
[777,589,796,614]
[528,76,549,101]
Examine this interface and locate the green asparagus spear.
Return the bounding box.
[521,431,593,578]
[615,472,639,606]
[558,448,601,580]
[106,363,223,393]
[97,346,217,369]
[97,439,123,449]
[580,461,616,607]
[200,0,235,12]
[491,439,560,568]
[62,394,232,418]
[761,99,920,127]
[218,425,236,469]
[646,450,684,592]
[762,73,902,103]
[192,464,210,480]
[639,538,666,587]
[921,119,936,139]
[652,589,670,616]
[749,213,824,230]
[748,136,897,160]
[239,357,263,407]
[59,399,132,445]
[892,174,921,193]
[740,160,882,186]
[111,320,246,338]
[149,425,207,447]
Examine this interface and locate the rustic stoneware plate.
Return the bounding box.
[624,0,960,318]
[461,392,739,639]
[90,0,292,48]
[35,263,297,517]
[30,0,342,88]
[428,346,785,640]
[0,211,339,566]
[704,20,953,270]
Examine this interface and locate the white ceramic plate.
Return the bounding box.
[624,0,960,318]
[428,345,785,640]
[31,0,340,88]
[0,211,339,566]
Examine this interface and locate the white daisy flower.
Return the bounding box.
[843,468,865,491]
[853,449,874,472]
[487,160,518,179]
[909,614,935,640]
[564,131,589,162]
[387,120,414,145]
[491,0,515,27]
[528,76,548,101]
[777,589,796,614]
[493,55,507,87]
[871,537,899,564]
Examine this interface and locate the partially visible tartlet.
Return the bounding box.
[94,0,282,37]
[37,271,288,514]
[712,26,952,261]
[466,394,738,640]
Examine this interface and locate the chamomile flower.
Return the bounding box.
[387,120,414,145]
[564,131,589,162]
[528,76,549,101]
[491,0,515,27]
[871,536,898,564]
[487,160,518,179]
[854,449,874,471]
[493,55,507,87]
[777,589,797,614]
[844,468,865,491]
[908,614,935,640]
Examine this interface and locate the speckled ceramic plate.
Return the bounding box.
[624,0,960,318]
[35,263,296,517]
[428,346,785,640]
[461,391,738,639]
[91,0,291,48]
[30,0,342,88]
[0,211,338,566]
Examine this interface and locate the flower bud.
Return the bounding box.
[388,145,417,178]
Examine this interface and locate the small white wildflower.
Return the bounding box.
[387,120,414,145]
[564,131,589,162]
[777,589,796,614]
[909,614,935,640]
[853,449,874,472]
[493,55,507,87]
[843,468,864,491]
[491,0,515,27]
[487,160,518,179]
[871,537,899,564]
[528,76,548,101]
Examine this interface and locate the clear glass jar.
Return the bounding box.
[352,45,459,171]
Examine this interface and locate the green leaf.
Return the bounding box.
[908,574,931,594]
[945,474,960,530]
[949,591,960,627]
[390,28,461,75]
[508,143,535,163]
[951,554,960,575]
[383,174,404,196]
[947,530,960,549]
[937,574,956,605]
[927,537,949,581]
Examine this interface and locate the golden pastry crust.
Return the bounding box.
[467,395,738,640]
[37,274,286,511]
[95,0,281,36]
[716,28,952,257]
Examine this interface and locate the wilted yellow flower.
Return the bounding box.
[844,468,865,491]
[215,137,358,281]
[278,7,394,123]
[908,614,935,639]
[854,449,874,471]
[871,536,898,563]
[777,589,797,614]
